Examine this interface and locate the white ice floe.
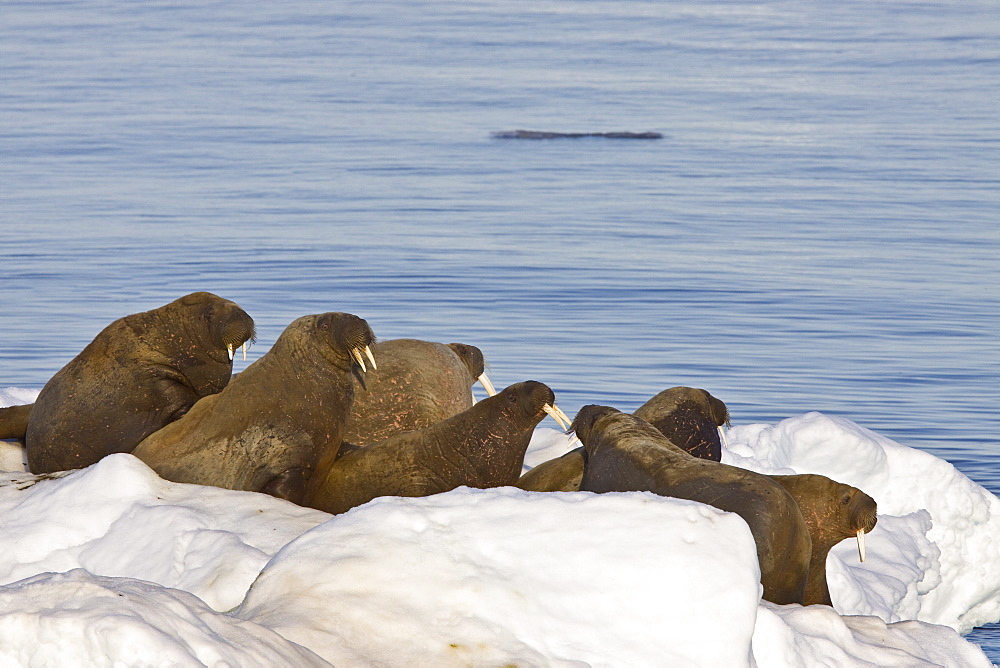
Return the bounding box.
[0,388,995,666]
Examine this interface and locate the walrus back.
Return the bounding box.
[344,339,479,445]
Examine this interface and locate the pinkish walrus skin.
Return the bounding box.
[133,312,375,504]
[344,339,488,445]
[305,381,557,515]
[633,386,730,462]
[25,292,255,474]
[771,474,877,606]
[572,405,812,606]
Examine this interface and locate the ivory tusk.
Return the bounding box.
[364,345,377,371]
[227,344,235,361]
[241,342,247,361]
[477,372,497,397]
[718,426,730,449]
[857,529,866,562]
[543,403,572,431]
[351,348,367,372]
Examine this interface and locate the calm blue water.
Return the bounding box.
[2,0,998,658]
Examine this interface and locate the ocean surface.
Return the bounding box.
[2,0,998,658]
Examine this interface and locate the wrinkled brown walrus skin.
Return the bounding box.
[633,386,729,462]
[572,405,812,606]
[305,381,557,515]
[344,339,487,445]
[133,312,374,504]
[25,292,255,474]
[771,474,878,606]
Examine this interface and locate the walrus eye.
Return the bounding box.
[841,493,852,505]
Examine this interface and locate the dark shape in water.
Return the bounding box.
[493,129,662,139]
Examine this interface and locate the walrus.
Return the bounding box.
[515,446,587,492]
[571,405,812,605]
[344,339,496,445]
[492,130,663,139]
[771,474,877,606]
[518,386,729,490]
[304,381,571,515]
[25,292,255,474]
[633,386,730,461]
[132,312,376,504]
[516,445,878,607]
[0,404,32,443]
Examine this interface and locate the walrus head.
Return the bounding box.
[170,292,256,362]
[633,387,729,462]
[843,486,878,562]
[314,312,377,372]
[570,404,623,446]
[495,381,571,429]
[447,343,497,396]
[208,300,256,361]
[773,473,878,563]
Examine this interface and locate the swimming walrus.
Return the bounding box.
[771,473,877,606]
[492,130,663,139]
[344,339,496,445]
[633,386,730,461]
[571,405,812,605]
[25,292,255,474]
[304,381,571,515]
[132,312,376,504]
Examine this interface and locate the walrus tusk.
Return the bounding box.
[478,372,497,397]
[857,529,866,562]
[718,426,730,449]
[351,348,368,372]
[227,344,235,361]
[364,345,377,371]
[241,342,247,361]
[543,403,572,431]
